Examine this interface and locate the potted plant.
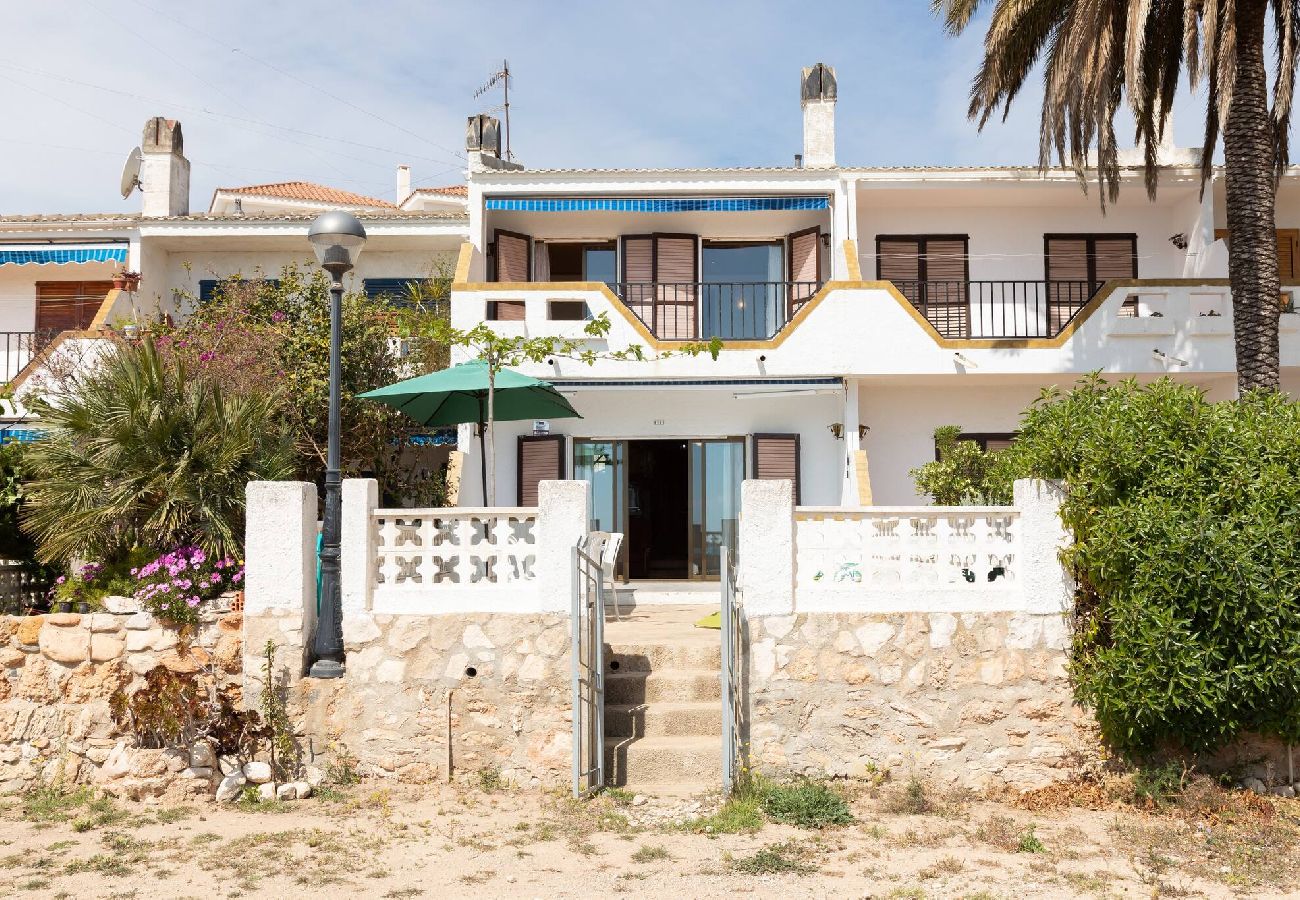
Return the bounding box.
[111,271,129,291]
[122,271,142,292]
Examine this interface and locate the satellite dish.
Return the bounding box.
[120,147,143,199]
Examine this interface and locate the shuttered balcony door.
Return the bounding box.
[518,435,566,506]
[751,433,801,504]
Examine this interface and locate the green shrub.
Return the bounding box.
[1132,761,1186,807]
[910,426,1015,505]
[1008,376,1300,755]
[757,777,853,828]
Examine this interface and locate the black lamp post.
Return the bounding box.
[306,210,367,678]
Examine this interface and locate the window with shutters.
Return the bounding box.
[751,433,800,503]
[875,235,970,337]
[934,432,1017,459]
[1214,228,1297,308]
[788,227,821,310]
[492,229,531,282]
[35,281,114,332]
[620,233,700,339]
[198,278,281,304]
[362,278,422,305]
[1044,234,1137,330]
[518,435,565,506]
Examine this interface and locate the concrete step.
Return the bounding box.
[604,640,721,673]
[604,670,721,704]
[604,735,720,788]
[605,702,721,738]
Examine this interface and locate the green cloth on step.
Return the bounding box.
[694,611,721,629]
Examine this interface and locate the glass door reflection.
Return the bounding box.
[573,440,626,578]
[689,439,744,579]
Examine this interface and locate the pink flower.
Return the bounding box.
[232,572,243,584]
[210,573,222,585]
[271,310,286,323]
[186,597,200,608]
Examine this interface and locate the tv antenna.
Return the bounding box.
[474,59,513,161]
[120,147,143,200]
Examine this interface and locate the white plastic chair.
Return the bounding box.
[601,532,625,620]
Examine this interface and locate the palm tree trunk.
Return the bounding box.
[1224,0,1282,393]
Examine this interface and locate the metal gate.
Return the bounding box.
[720,544,747,793]
[571,542,606,797]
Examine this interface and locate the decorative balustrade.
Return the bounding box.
[794,507,1019,594]
[372,507,538,593]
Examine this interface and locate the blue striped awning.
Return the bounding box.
[0,247,127,266]
[485,196,830,213]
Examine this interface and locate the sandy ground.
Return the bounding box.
[0,778,1297,899]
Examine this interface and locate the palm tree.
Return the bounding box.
[935,0,1297,392]
[21,340,294,562]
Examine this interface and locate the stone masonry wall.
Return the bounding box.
[286,613,572,788]
[747,610,1100,790]
[0,608,243,796]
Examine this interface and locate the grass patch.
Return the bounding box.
[630,844,670,863]
[731,841,816,875]
[600,786,636,806]
[679,795,763,834]
[756,777,853,829]
[476,767,505,793]
[1015,823,1046,853]
[884,776,932,815]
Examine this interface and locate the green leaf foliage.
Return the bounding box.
[910,426,1015,505]
[1008,375,1300,755]
[20,340,294,563]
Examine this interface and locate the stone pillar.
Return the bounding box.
[536,480,590,614]
[341,479,378,619]
[739,479,795,616]
[1014,478,1073,614]
[244,481,317,691]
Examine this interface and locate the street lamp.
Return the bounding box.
[306,210,367,678]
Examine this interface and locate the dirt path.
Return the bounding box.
[0,779,1296,899]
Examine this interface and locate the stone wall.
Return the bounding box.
[288,613,572,787]
[746,610,1099,789]
[0,608,242,796]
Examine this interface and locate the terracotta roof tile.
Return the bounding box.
[411,185,468,197]
[217,181,398,208]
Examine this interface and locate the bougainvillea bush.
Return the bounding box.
[133,547,243,625]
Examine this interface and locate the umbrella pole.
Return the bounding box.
[477,396,488,505]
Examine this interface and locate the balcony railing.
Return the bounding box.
[617,282,821,341]
[1,331,59,384]
[890,280,1104,339]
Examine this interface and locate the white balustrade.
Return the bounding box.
[794,507,1019,605]
[370,507,538,613]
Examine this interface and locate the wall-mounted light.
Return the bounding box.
[820,232,831,248]
[828,422,844,439]
[953,351,979,369]
[858,424,870,440]
[1169,233,1189,250]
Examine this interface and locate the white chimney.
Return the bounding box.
[139,117,190,217]
[396,164,411,204]
[801,63,837,168]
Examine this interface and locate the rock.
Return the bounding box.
[38,624,90,664]
[855,622,895,656]
[212,635,242,673]
[632,794,647,806]
[16,616,44,646]
[1242,777,1267,794]
[180,766,213,780]
[90,634,125,662]
[290,780,312,799]
[215,773,246,802]
[97,741,133,781]
[123,612,155,631]
[126,653,158,675]
[0,648,25,668]
[218,756,241,776]
[257,782,276,801]
[46,613,82,627]
[102,596,141,614]
[87,613,123,633]
[1271,784,1295,798]
[462,623,494,649]
[190,742,216,768]
[243,761,273,784]
[304,765,326,787]
[276,783,298,800]
[158,650,202,674]
[928,613,958,649]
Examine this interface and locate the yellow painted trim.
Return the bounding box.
[842,240,862,280]
[87,289,123,331]
[453,242,473,283]
[448,277,1272,352]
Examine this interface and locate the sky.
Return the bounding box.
[0,0,1215,215]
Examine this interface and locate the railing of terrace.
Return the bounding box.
[0,331,60,383]
[889,280,1104,339]
[372,507,538,590]
[617,281,821,341]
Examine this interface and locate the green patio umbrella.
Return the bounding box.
[358,358,581,504]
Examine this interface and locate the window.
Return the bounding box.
[35,281,113,332]
[934,432,1016,459]
[548,300,588,320]
[1044,234,1137,330]
[875,235,970,337]
[487,300,526,321]
[538,242,615,285]
[198,278,281,304]
[362,278,423,305]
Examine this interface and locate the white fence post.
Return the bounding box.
[740,479,795,616]
[536,480,590,614]
[341,478,378,619]
[1014,478,1073,613]
[244,480,317,681]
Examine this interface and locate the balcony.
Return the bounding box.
[890,280,1104,340]
[617,281,822,341]
[1,331,59,384]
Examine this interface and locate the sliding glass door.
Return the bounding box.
[573,440,626,576]
[688,439,744,580]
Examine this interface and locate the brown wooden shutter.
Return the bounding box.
[788,227,821,309]
[653,234,698,339]
[517,435,565,506]
[487,300,526,321]
[922,238,969,337]
[36,281,113,332]
[1045,237,1094,331]
[620,235,655,325]
[1093,237,1138,281]
[1217,228,1299,279]
[751,433,800,504]
[493,230,531,282]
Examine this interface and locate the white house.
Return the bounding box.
[451,63,1300,582]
